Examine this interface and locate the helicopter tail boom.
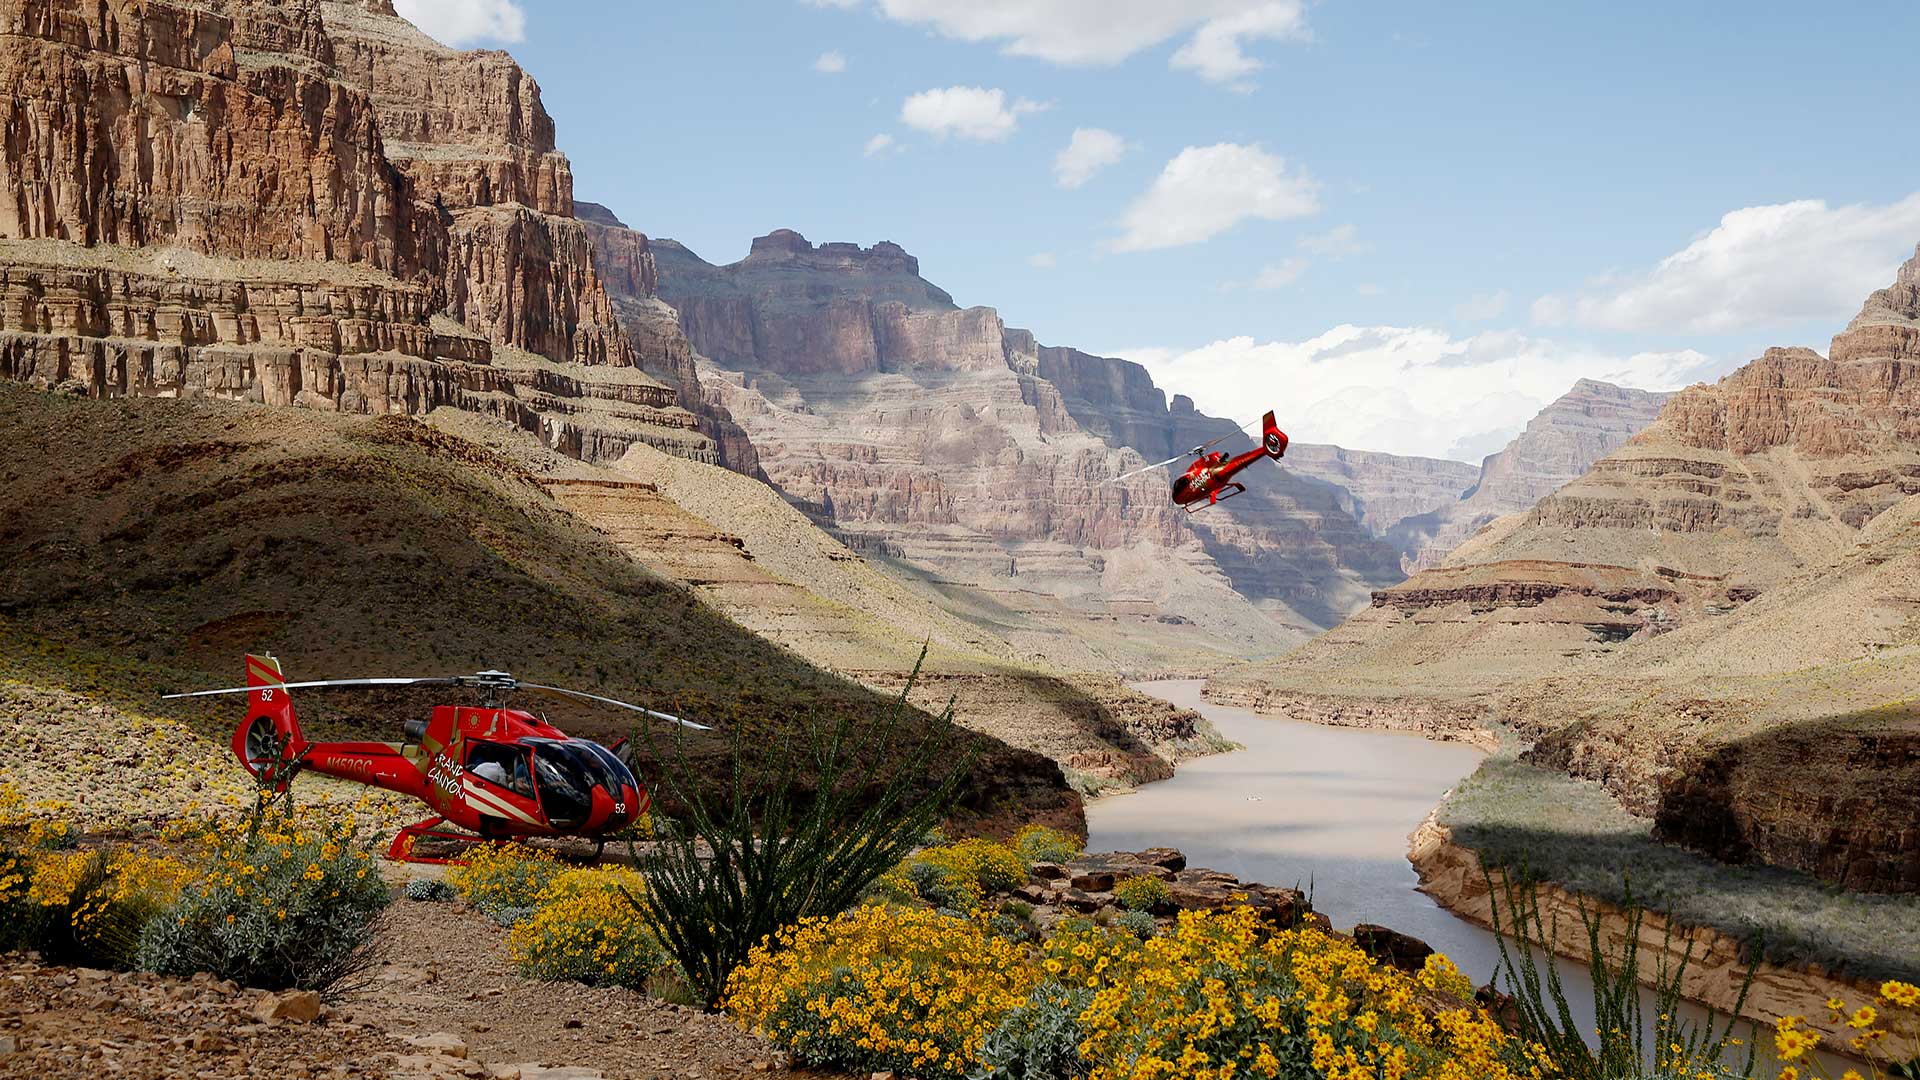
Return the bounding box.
[231,654,307,781]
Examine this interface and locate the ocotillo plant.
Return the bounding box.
[627,644,972,1009]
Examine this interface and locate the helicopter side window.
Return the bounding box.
[529,742,595,830]
[465,741,534,799]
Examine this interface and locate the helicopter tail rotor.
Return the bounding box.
[228,654,308,788]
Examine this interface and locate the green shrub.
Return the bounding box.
[404,878,457,903]
[970,981,1094,1080]
[1113,875,1171,913]
[1114,909,1157,940]
[136,801,388,994]
[1012,825,1082,866]
[908,858,982,911]
[1000,899,1035,921]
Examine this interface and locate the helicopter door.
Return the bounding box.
[464,741,536,801]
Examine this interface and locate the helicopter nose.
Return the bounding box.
[585,785,617,831]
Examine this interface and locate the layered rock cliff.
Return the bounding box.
[1390,380,1671,571]
[648,230,1406,667]
[0,0,720,466]
[1214,244,1920,892]
[1281,444,1480,538]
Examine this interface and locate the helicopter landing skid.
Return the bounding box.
[1184,482,1247,514]
[386,816,486,864]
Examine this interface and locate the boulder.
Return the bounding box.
[253,989,322,1024]
[1352,924,1436,973]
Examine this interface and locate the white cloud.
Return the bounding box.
[1237,258,1307,290]
[1533,194,1920,335]
[859,1,1307,83]
[900,86,1046,141]
[1454,289,1511,321]
[814,50,848,73]
[393,0,524,47]
[803,0,862,7]
[1119,326,1718,460]
[1028,252,1058,269]
[1113,143,1317,252]
[1169,2,1308,86]
[862,133,896,157]
[1053,128,1128,189]
[1298,224,1366,258]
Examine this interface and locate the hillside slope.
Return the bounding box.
[430,408,1219,790]
[0,385,1079,833]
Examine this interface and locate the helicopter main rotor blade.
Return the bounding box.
[162,677,458,699]
[1105,453,1186,483]
[518,683,712,731]
[1182,418,1258,457]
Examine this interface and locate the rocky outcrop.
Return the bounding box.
[1391,380,1670,571]
[0,0,723,466]
[650,229,1405,665]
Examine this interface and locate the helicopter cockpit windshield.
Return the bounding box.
[526,739,634,830]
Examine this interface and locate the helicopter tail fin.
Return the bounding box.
[231,654,307,779]
[1261,411,1288,459]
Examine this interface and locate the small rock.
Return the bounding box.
[872,1073,897,1080]
[255,988,323,1023]
[0,1035,15,1056]
[407,1032,469,1059]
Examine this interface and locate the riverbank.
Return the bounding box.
[1410,808,1884,1056]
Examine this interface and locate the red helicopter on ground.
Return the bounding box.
[1110,410,1289,511]
[163,655,708,862]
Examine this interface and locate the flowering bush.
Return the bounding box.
[136,798,389,993]
[508,866,668,989]
[1074,905,1545,1080]
[1113,876,1171,913]
[897,837,1031,912]
[727,905,1039,1079]
[447,842,567,924]
[1014,824,1084,865]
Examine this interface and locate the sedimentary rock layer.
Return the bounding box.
[0,0,721,465]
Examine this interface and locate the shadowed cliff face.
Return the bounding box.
[647,230,1407,664]
[0,0,722,467]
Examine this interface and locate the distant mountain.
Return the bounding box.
[1389,380,1672,571]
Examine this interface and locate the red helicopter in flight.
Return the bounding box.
[164,655,708,861]
[1110,410,1289,512]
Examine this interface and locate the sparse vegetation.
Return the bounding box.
[631,648,973,1009]
[1113,876,1170,913]
[1442,755,1920,982]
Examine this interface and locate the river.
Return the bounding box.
[1086,679,1513,980]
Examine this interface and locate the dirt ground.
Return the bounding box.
[0,901,851,1080]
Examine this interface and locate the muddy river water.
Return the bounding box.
[1086,679,1510,978]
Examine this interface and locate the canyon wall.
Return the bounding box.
[647,229,1407,668]
[0,0,720,466]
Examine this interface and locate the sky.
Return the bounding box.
[393,0,1920,462]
